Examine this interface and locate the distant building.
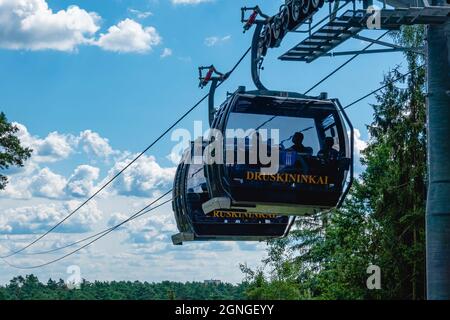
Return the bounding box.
[204,280,222,285]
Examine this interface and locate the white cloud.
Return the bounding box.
[166,151,182,165]
[104,154,175,197]
[78,130,115,158]
[0,122,275,284]
[0,200,102,234]
[14,123,75,163]
[96,19,161,53]
[12,123,116,163]
[29,167,67,199]
[1,165,91,200]
[109,213,173,252]
[171,0,212,5]
[1,123,176,200]
[0,0,100,51]
[0,196,269,284]
[109,203,239,257]
[1,123,111,199]
[204,35,231,47]
[0,1,163,54]
[353,128,368,157]
[65,165,100,198]
[160,47,172,58]
[35,132,75,162]
[128,8,153,19]
[350,128,368,175]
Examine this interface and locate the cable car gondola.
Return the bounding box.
[172,84,353,245]
[172,142,294,245]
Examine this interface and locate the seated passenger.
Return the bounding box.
[287,132,313,155]
[317,137,340,161]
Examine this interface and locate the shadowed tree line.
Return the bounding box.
[0,274,248,300]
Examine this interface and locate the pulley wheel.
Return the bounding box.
[290,0,303,23]
[310,0,321,10]
[271,15,283,42]
[280,5,290,34]
[264,23,274,49]
[302,0,311,16]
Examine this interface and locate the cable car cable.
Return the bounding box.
[2,189,171,260]
[3,40,415,258]
[343,64,424,110]
[2,198,173,269]
[2,191,173,269]
[0,46,251,259]
[7,192,174,256]
[303,30,390,95]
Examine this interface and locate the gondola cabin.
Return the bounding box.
[172,87,353,245]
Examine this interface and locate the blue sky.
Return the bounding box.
[0,0,406,284]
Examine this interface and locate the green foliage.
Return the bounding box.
[0,112,32,190]
[0,275,248,300]
[242,25,427,300]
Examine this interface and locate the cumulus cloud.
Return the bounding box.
[78,130,115,158]
[104,155,175,197]
[160,47,173,58]
[108,204,177,254]
[96,19,161,53]
[1,165,99,200]
[0,1,162,54]
[204,35,231,47]
[109,203,239,257]
[1,123,175,201]
[107,212,129,230]
[14,123,75,163]
[65,165,100,198]
[29,168,67,199]
[37,132,74,160]
[0,0,100,51]
[1,123,109,199]
[12,123,117,163]
[1,160,68,199]
[0,200,103,234]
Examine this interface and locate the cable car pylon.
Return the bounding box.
[425,0,450,300]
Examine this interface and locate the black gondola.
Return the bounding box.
[172,86,353,245]
[172,142,294,245]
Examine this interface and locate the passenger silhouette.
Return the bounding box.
[288,132,313,155]
[318,137,339,160]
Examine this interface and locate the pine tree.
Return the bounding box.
[242,25,427,300]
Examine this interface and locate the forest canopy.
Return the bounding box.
[0,275,248,300]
